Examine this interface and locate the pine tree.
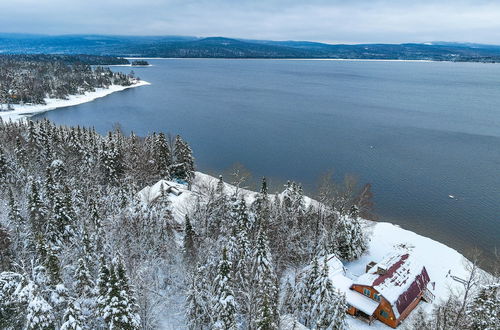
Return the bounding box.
[252,229,279,329]
[44,245,62,286]
[28,180,46,237]
[294,256,320,327]
[89,200,105,253]
[0,146,8,182]
[25,293,54,330]
[335,215,367,261]
[184,215,197,266]
[60,300,84,330]
[172,135,195,185]
[74,257,94,297]
[467,282,499,330]
[153,132,171,179]
[228,197,251,297]
[212,248,237,330]
[98,256,140,329]
[8,188,25,238]
[217,175,224,194]
[311,257,347,330]
[14,135,27,166]
[186,264,212,329]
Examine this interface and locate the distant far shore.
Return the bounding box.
[124,57,494,63]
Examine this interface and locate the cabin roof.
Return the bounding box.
[354,252,430,317]
[327,256,380,316]
[138,179,183,204]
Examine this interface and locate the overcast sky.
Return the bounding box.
[1,0,500,44]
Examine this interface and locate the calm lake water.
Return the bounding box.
[37,59,500,269]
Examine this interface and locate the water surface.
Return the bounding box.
[37,59,500,269]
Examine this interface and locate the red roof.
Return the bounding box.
[355,252,430,318]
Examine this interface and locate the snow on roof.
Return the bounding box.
[355,252,429,315]
[327,255,380,316]
[137,179,187,205]
[331,273,380,315]
[326,254,345,277]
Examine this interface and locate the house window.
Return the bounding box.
[363,288,371,297]
[380,310,389,318]
[374,293,381,302]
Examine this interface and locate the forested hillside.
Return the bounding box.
[3,34,500,62]
[0,119,372,329]
[0,56,136,110]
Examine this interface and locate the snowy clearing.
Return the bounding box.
[0,80,150,123]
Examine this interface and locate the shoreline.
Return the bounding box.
[124,57,498,64]
[0,80,150,123]
[163,171,491,328]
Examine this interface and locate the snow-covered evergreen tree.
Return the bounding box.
[25,292,55,330]
[212,248,237,330]
[184,215,197,266]
[186,264,212,329]
[335,215,367,261]
[293,255,320,327]
[311,257,347,329]
[60,300,84,330]
[153,132,171,179]
[467,282,499,330]
[172,135,195,185]
[97,256,140,329]
[252,229,279,329]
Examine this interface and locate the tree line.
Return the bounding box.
[0,56,136,110]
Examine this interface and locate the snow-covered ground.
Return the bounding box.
[0,80,150,122]
[341,221,472,329]
[142,172,484,329]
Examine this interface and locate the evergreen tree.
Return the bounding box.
[25,293,54,330]
[172,135,195,185]
[0,146,8,182]
[74,257,94,297]
[8,188,25,238]
[294,256,320,327]
[28,180,46,237]
[60,300,84,330]
[186,264,212,329]
[335,215,367,261]
[217,175,224,194]
[311,257,347,329]
[153,132,171,179]
[98,257,140,329]
[252,229,279,329]
[212,248,237,330]
[184,215,197,266]
[467,282,499,330]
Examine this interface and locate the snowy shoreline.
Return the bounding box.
[0,80,151,123]
[125,57,435,63]
[151,172,491,329]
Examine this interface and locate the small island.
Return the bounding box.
[131,60,150,66]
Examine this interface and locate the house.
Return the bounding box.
[348,252,434,328]
[138,179,183,205]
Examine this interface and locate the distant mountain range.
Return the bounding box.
[2,34,500,62]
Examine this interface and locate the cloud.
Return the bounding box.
[1,0,500,44]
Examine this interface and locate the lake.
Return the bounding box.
[36,59,500,269]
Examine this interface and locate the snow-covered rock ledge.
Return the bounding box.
[0,80,151,123]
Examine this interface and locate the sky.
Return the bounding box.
[1,0,500,44]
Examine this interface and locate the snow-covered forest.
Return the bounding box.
[0,119,497,329]
[0,56,136,110]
